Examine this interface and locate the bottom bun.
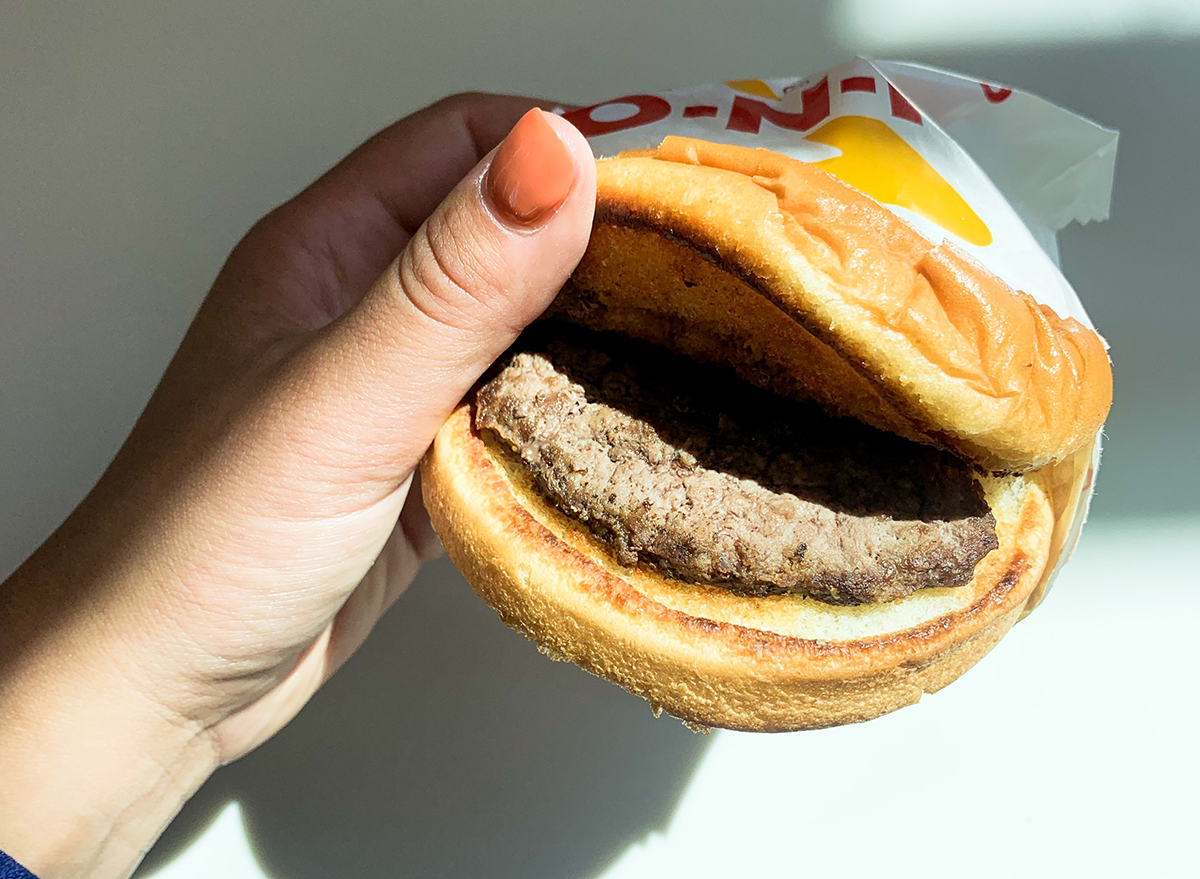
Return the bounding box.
[422,402,1056,732]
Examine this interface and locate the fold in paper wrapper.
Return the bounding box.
[558,58,1117,612]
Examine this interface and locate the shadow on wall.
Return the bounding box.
[139,557,709,879]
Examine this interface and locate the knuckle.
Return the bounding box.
[396,217,507,335]
[431,91,495,113]
[228,201,307,267]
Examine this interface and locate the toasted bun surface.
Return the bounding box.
[549,137,1112,473]
[424,404,1055,731]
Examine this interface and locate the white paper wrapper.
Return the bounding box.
[558,58,1117,605]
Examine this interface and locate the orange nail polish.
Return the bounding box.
[486,109,576,226]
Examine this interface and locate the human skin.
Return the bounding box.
[0,95,596,878]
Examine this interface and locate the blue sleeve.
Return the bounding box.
[0,850,40,879]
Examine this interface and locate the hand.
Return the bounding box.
[0,95,596,878]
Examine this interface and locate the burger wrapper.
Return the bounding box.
[559,58,1117,611]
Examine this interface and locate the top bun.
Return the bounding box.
[549,137,1112,473]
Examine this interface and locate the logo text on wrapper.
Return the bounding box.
[562,76,929,138]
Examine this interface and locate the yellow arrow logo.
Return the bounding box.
[724,79,780,100]
[805,115,992,247]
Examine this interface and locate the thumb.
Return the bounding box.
[269,109,596,501]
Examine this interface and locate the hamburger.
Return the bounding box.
[421,137,1112,731]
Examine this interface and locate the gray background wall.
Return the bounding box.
[3,2,1197,877]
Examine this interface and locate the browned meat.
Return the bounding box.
[475,325,998,605]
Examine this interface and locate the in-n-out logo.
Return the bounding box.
[562,93,673,138]
[562,75,938,139]
[563,74,1011,139]
[726,78,832,134]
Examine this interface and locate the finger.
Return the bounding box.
[209,93,556,332]
[146,95,570,451]
[304,92,560,239]
[212,489,428,762]
[257,109,596,506]
[398,469,443,563]
[317,473,442,684]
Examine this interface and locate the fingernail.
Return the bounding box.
[486,109,576,226]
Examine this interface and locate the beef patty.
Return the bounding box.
[475,324,998,605]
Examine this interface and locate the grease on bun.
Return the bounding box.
[421,138,1111,731]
